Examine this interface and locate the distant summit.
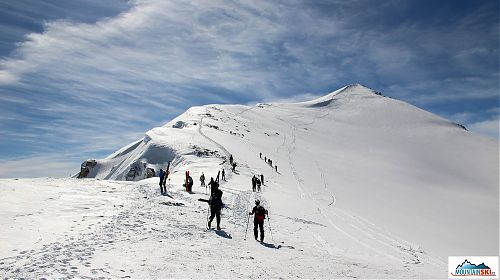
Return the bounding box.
[298,83,385,108]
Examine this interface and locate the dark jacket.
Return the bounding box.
[209,190,224,211]
[208,179,219,194]
[251,205,268,222]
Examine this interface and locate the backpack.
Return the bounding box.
[210,190,223,209]
[255,206,266,222]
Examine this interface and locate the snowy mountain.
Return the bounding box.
[1,84,498,278]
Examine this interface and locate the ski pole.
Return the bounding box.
[244,214,250,240]
[267,215,275,242]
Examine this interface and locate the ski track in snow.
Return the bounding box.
[200,102,444,277]
[196,106,403,277]
[274,107,442,272]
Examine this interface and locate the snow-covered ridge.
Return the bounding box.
[78,83,483,182]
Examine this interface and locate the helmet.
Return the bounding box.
[255,200,260,205]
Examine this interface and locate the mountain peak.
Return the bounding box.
[300,83,384,108]
[344,83,377,92]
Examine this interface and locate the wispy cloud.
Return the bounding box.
[0,154,81,178]
[468,119,499,140]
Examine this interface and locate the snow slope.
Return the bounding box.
[1,84,498,278]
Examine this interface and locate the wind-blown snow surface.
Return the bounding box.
[1,84,498,278]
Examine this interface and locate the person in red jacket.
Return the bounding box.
[249,200,268,242]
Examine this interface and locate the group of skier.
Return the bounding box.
[251,174,264,192]
[157,153,271,242]
[259,152,277,172]
[214,169,226,183]
[200,190,268,242]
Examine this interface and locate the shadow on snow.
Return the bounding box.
[215,230,232,239]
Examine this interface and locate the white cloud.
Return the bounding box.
[468,118,500,139]
[1,1,299,99]
[0,70,19,85]
[386,76,499,105]
[0,154,81,178]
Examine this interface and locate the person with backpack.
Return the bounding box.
[251,175,257,192]
[249,200,268,242]
[221,168,226,181]
[229,154,233,165]
[260,174,264,185]
[256,177,262,192]
[232,162,237,172]
[207,189,224,230]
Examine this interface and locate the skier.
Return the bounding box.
[229,154,233,165]
[216,170,220,183]
[264,156,267,162]
[259,152,262,159]
[260,174,264,185]
[207,177,219,195]
[275,165,277,172]
[232,162,237,172]
[208,189,224,230]
[159,169,165,193]
[256,177,262,192]
[162,169,169,189]
[249,200,268,242]
[200,172,205,187]
[187,175,193,192]
[251,175,257,192]
[221,169,226,181]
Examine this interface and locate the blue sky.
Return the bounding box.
[0,0,498,177]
